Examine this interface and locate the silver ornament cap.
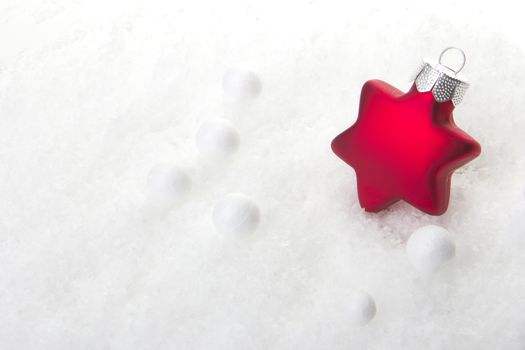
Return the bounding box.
[412,47,469,106]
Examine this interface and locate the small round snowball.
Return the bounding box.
[406,225,456,274]
[147,164,191,202]
[222,68,262,100]
[196,119,240,159]
[348,291,376,326]
[213,193,260,235]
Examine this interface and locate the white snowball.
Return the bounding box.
[406,225,456,274]
[213,193,260,235]
[196,119,240,159]
[222,68,262,100]
[147,164,191,202]
[348,291,376,326]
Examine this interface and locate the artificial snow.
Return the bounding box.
[1,0,525,349]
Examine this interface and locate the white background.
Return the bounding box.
[1,0,525,349]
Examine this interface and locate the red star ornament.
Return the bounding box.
[332,60,481,216]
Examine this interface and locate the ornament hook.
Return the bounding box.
[438,47,466,75]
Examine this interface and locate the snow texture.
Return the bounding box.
[1,0,525,349]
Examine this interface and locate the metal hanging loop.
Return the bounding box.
[438,47,466,75]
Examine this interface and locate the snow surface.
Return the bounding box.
[1,0,525,349]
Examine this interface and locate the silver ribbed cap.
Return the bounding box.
[412,47,469,106]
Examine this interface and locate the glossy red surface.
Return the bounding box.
[332,80,481,215]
